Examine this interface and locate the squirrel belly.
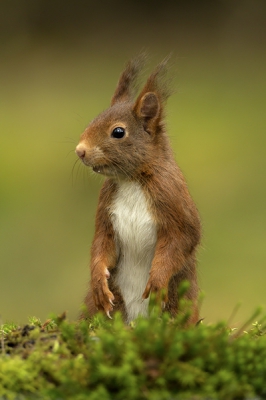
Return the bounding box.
[110,180,157,323]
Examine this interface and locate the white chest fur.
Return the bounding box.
[110,181,157,323]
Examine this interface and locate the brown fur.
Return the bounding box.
[76,56,201,324]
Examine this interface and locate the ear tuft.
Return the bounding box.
[111,54,146,106]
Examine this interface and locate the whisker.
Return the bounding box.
[53,137,77,144]
[67,136,79,143]
[71,158,81,187]
[66,149,75,158]
[82,163,90,188]
[73,113,86,123]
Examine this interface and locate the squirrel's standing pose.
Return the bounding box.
[75,56,201,324]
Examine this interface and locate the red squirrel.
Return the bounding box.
[75,56,201,324]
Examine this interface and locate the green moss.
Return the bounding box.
[1,303,266,400]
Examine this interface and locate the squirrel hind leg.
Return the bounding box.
[166,266,199,325]
[79,289,98,320]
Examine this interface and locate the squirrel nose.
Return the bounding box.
[75,144,86,159]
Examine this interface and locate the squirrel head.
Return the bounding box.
[76,55,172,179]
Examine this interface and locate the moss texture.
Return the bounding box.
[1,298,266,400]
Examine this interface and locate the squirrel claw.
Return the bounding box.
[106,310,112,319]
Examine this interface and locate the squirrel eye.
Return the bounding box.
[111,127,125,139]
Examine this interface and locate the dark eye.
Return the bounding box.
[111,127,125,139]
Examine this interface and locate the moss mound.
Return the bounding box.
[1,300,266,400]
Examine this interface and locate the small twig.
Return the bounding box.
[0,315,5,356]
[229,307,263,341]
[227,302,242,327]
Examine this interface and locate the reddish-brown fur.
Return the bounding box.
[76,56,201,323]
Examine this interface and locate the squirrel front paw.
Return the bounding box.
[92,269,115,318]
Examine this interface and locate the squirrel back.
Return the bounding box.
[76,56,201,323]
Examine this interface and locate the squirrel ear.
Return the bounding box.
[134,92,160,133]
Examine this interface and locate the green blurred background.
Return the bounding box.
[1,0,265,325]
